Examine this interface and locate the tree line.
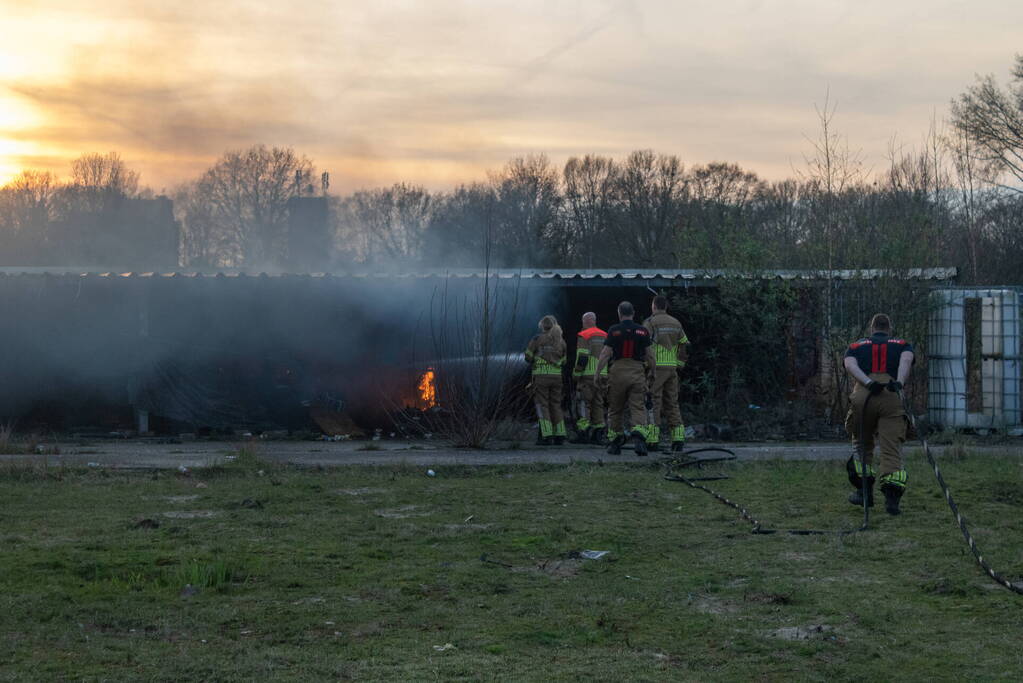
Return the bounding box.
[2,55,1022,283]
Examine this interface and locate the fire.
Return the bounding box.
[418,368,437,408]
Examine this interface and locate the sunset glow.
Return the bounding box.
[1,1,1022,191]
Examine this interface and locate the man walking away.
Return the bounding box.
[842,313,915,515]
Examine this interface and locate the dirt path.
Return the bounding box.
[5,438,1021,470]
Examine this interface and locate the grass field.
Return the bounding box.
[1,447,1022,681]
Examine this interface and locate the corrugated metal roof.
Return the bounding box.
[0,267,958,280]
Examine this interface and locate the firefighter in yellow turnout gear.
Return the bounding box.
[525,315,568,446]
[842,313,915,515]
[571,312,608,444]
[643,295,689,452]
[594,301,656,456]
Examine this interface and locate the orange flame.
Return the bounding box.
[418,369,437,408]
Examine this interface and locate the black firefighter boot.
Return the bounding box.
[848,480,875,507]
[606,434,625,455]
[570,427,591,444]
[631,431,648,457]
[881,483,904,515]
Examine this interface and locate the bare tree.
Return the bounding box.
[422,183,494,267]
[797,94,866,421]
[613,149,687,266]
[0,171,60,263]
[951,54,1023,192]
[64,152,141,214]
[683,162,767,267]
[488,154,565,266]
[180,145,315,268]
[336,183,432,266]
[946,126,993,282]
[563,154,617,268]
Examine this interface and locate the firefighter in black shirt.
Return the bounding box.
[843,313,915,515]
[594,301,655,456]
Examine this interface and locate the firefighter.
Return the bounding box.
[571,312,608,444]
[643,295,689,452]
[842,313,915,515]
[594,301,655,456]
[525,315,567,445]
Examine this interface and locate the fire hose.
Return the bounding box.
[665,392,875,536]
[899,391,1023,595]
[665,391,1023,593]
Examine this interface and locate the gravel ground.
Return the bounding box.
[4,437,1021,470]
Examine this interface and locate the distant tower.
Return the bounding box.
[321,172,330,195]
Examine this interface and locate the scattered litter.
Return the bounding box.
[256,469,265,477]
[194,482,208,489]
[239,630,253,635]
[748,404,762,410]
[480,553,512,568]
[463,515,474,523]
[87,462,101,468]
[177,465,190,475]
[432,643,456,652]
[426,469,436,477]
[224,455,237,461]
[579,550,610,560]
[321,434,349,441]
[162,510,217,519]
[625,575,640,580]
[769,624,834,641]
[324,621,335,626]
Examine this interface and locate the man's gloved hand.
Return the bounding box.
[886,380,903,393]
[644,392,654,411]
[867,380,885,395]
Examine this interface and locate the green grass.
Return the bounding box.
[1,450,1022,681]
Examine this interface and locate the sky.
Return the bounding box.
[1,0,1021,192]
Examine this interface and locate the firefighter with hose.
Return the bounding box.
[570,312,609,444]
[525,315,568,445]
[842,313,915,515]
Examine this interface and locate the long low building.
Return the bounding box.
[1,266,1016,436]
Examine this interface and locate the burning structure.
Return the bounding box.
[1,266,1012,438]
